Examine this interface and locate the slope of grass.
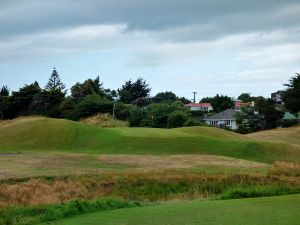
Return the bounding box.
[0,117,299,163]
[41,194,300,225]
[247,126,300,146]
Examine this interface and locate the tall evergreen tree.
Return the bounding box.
[118,78,151,104]
[0,86,9,96]
[282,73,300,114]
[45,68,66,92]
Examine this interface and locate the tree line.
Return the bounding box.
[0,69,299,131]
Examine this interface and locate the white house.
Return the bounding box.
[184,103,213,112]
[203,109,239,130]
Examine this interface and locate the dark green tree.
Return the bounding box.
[200,97,213,103]
[45,68,66,92]
[236,106,265,133]
[238,93,252,102]
[210,94,235,113]
[0,85,10,119]
[152,91,177,103]
[128,107,144,127]
[118,78,151,104]
[8,82,42,118]
[178,97,191,104]
[255,97,283,129]
[167,111,189,128]
[71,76,105,100]
[140,103,180,128]
[71,94,113,120]
[282,73,300,114]
[0,86,9,96]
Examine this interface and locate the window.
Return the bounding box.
[210,121,218,126]
[225,120,231,126]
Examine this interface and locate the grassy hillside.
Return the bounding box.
[43,194,300,225]
[0,117,299,163]
[247,126,300,146]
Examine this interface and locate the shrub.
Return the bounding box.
[114,103,134,120]
[129,107,144,127]
[218,185,300,200]
[282,119,298,127]
[70,94,113,120]
[167,111,189,128]
[183,118,203,127]
[139,103,181,128]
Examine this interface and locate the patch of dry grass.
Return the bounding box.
[247,126,300,146]
[268,161,300,177]
[0,153,271,180]
[97,154,268,169]
[80,113,128,127]
[0,172,299,209]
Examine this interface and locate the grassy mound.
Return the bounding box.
[0,117,299,163]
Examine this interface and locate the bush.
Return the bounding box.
[282,119,298,127]
[183,118,203,127]
[129,108,144,127]
[189,110,204,118]
[218,185,300,200]
[140,103,180,128]
[70,94,113,120]
[167,111,189,128]
[114,103,134,120]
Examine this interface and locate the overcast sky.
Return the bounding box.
[0,0,299,101]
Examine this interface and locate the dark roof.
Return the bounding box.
[204,109,238,120]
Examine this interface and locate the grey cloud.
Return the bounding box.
[1,0,300,41]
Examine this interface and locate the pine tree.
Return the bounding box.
[0,86,9,96]
[45,67,66,91]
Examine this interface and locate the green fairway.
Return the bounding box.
[41,194,300,225]
[0,117,299,163]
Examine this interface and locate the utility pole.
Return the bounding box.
[192,92,197,103]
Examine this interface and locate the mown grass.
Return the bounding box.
[41,194,300,225]
[0,117,299,163]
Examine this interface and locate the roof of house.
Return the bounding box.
[283,112,298,120]
[235,101,253,108]
[204,109,238,121]
[184,103,211,107]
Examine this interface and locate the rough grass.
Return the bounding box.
[0,153,271,180]
[80,113,128,127]
[247,125,300,146]
[0,117,299,163]
[1,173,299,209]
[39,194,300,225]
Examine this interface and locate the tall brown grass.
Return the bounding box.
[0,172,299,209]
[268,161,300,177]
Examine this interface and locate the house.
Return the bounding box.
[234,101,254,111]
[271,90,285,105]
[203,109,239,130]
[184,103,213,112]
